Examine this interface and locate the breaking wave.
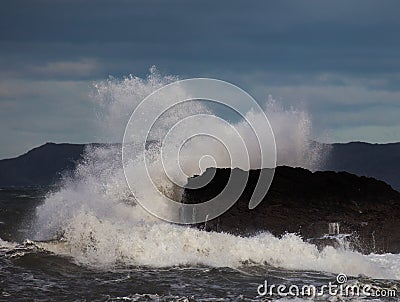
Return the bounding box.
[31,68,400,280]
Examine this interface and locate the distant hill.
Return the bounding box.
[323,142,400,190]
[0,141,399,190]
[0,143,85,187]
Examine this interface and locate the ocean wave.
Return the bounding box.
[34,210,400,280]
[31,68,399,281]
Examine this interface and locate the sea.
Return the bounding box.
[0,187,399,301]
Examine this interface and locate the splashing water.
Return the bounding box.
[32,68,399,280]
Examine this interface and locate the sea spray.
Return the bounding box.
[31,68,400,280]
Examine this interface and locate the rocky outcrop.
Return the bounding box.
[183,166,400,253]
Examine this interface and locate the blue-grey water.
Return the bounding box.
[0,188,399,301]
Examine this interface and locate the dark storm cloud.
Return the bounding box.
[1,0,400,158]
[2,0,400,76]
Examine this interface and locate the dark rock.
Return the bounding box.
[183,166,400,254]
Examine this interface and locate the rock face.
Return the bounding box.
[183,166,400,254]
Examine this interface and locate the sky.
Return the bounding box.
[1,0,400,159]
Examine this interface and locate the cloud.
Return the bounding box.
[27,59,101,78]
[0,78,98,158]
[1,0,400,157]
[329,125,400,143]
[228,70,400,142]
[1,1,400,76]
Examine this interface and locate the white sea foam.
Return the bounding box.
[32,68,399,280]
[37,212,400,279]
[0,237,16,250]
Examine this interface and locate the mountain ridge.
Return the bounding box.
[0,141,399,190]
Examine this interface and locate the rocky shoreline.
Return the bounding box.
[183,166,400,254]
